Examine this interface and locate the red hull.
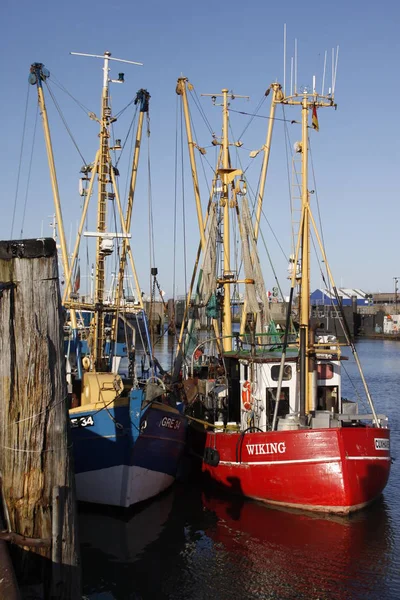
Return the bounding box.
[200,427,391,514]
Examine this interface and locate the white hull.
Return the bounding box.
[75,464,175,508]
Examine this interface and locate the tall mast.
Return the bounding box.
[277,86,336,414]
[28,63,77,332]
[299,93,310,416]
[93,51,111,370]
[201,89,248,352]
[221,88,232,352]
[70,51,143,371]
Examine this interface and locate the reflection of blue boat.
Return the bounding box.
[30,56,186,508]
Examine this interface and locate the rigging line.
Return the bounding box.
[115,104,138,169]
[237,95,266,140]
[109,93,117,167]
[229,108,291,123]
[45,81,87,166]
[171,96,180,371]
[341,361,369,411]
[19,105,39,238]
[258,224,286,303]
[319,270,346,342]
[282,105,295,251]
[188,108,212,198]
[122,108,138,219]
[114,96,137,119]
[228,120,246,289]
[111,187,121,301]
[173,98,179,295]
[147,113,156,268]
[50,74,92,115]
[11,84,30,238]
[189,88,214,136]
[243,168,288,263]
[179,101,188,297]
[308,138,330,290]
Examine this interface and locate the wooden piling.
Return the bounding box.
[0,239,81,599]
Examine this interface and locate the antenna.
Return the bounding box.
[283,23,287,95]
[333,45,339,94]
[70,51,143,90]
[321,50,327,96]
[294,39,298,94]
[70,51,143,66]
[290,56,294,96]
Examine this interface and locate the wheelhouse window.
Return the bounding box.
[266,388,290,424]
[271,364,292,381]
[317,363,334,380]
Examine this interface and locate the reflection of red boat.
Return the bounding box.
[202,491,394,600]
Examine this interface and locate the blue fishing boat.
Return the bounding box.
[29,53,186,507]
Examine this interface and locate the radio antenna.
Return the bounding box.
[283,23,287,95]
[333,45,339,94]
[321,50,327,96]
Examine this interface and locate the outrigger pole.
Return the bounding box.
[239,82,284,337]
[175,78,223,366]
[113,89,150,317]
[29,63,78,334]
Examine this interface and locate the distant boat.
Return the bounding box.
[29,54,186,507]
[176,74,390,514]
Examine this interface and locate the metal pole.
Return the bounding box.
[222,89,232,352]
[240,83,281,337]
[299,94,310,417]
[32,67,77,331]
[176,78,206,252]
[114,105,146,318]
[93,52,110,370]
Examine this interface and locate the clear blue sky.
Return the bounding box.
[2,0,399,297]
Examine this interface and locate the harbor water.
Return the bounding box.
[81,338,400,600]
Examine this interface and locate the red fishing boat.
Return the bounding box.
[175,66,390,514]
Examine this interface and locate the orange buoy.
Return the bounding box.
[241,380,252,411]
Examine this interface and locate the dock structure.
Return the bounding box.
[0,239,80,599]
[0,511,20,599]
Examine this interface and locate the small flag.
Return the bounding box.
[73,264,81,294]
[312,104,319,131]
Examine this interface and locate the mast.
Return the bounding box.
[201,89,248,352]
[299,93,310,416]
[221,89,232,352]
[28,63,77,332]
[92,51,111,371]
[277,87,336,415]
[69,51,142,371]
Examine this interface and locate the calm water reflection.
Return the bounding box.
[81,339,400,600]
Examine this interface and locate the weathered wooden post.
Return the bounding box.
[0,238,81,599]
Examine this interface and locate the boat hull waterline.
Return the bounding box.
[201,427,390,514]
[70,393,187,508]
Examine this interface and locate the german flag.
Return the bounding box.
[312,104,319,131]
